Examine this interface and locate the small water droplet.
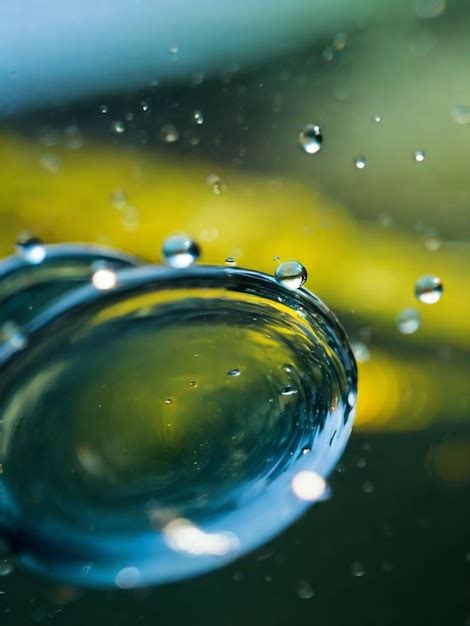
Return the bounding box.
[110,190,128,209]
[296,580,314,599]
[115,566,140,589]
[111,121,125,134]
[161,234,201,268]
[362,480,375,493]
[280,386,298,396]
[160,124,179,143]
[189,381,198,388]
[301,446,311,455]
[140,101,150,112]
[0,559,14,577]
[1,321,28,350]
[452,104,470,125]
[291,471,327,501]
[372,114,383,123]
[193,110,204,125]
[99,104,108,114]
[282,363,293,373]
[206,173,227,195]
[275,261,307,290]
[351,342,370,363]
[16,236,46,264]
[297,124,323,155]
[225,257,237,266]
[397,308,421,334]
[164,398,173,405]
[351,561,365,577]
[354,155,367,170]
[415,275,443,304]
[333,32,348,50]
[227,369,241,377]
[414,150,426,162]
[424,236,441,252]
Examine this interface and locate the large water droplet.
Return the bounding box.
[275,261,307,290]
[415,275,443,304]
[0,263,356,588]
[297,125,323,155]
[161,235,201,268]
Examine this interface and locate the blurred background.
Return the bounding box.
[0,0,469,624]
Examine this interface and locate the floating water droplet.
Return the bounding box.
[168,44,179,56]
[297,124,323,155]
[415,0,446,19]
[275,261,307,290]
[296,580,314,599]
[225,257,237,266]
[397,308,421,334]
[415,275,443,304]
[99,104,108,114]
[414,150,426,162]
[193,110,204,125]
[111,121,125,134]
[140,101,150,112]
[0,559,14,577]
[333,32,348,50]
[280,386,298,396]
[164,398,173,405]
[282,363,293,373]
[91,267,117,291]
[40,152,61,174]
[206,173,227,195]
[354,155,367,170]
[372,114,383,123]
[161,235,201,268]
[351,561,365,577]
[227,369,241,377]
[1,321,28,350]
[351,342,370,363]
[0,262,356,587]
[16,236,46,264]
[159,124,179,143]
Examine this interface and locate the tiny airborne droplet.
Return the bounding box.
[227,369,241,377]
[193,110,204,125]
[414,150,426,162]
[280,386,298,396]
[397,308,421,334]
[298,124,323,155]
[160,124,180,143]
[354,155,367,170]
[415,275,443,304]
[15,236,46,264]
[161,235,201,268]
[111,121,125,134]
[275,261,307,290]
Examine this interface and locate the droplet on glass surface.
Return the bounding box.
[415,275,443,304]
[91,268,118,291]
[415,0,446,19]
[372,114,383,123]
[362,480,375,494]
[140,101,150,112]
[16,236,46,264]
[354,155,367,170]
[111,121,125,134]
[414,150,426,162]
[397,308,421,334]
[99,104,108,114]
[193,110,204,125]
[297,124,323,155]
[206,173,227,195]
[0,559,14,577]
[159,124,180,143]
[161,235,201,268]
[40,152,61,174]
[333,32,348,50]
[296,580,315,599]
[168,44,179,56]
[275,261,307,290]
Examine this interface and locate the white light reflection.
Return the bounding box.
[163,518,240,557]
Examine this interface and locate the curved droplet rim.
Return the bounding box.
[0,264,357,588]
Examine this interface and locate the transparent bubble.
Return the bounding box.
[193,110,204,125]
[111,120,125,134]
[161,235,201,268]
[415,275,443,304]
[397,308,421,334]
[0,559,14,577]
[15,236,46,264]
[275,261,307,290]
[372,114,383,123]
[99,104,108,114]
[414,150,426,162]
[140,101,150,112]
[206,173,227,195]
[160,124,179,143]
[354,155,367,170]
[298,124,323,155]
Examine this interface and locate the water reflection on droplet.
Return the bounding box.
[225,257,237,266]
[193,110,204,125]
[16,236,47,264]
[206,173,227,195]
[414,150,426,162]
[111,120,125,134]
[161,235,201,268]
[160,124,179,143]
[354,155,367,170]
[296,580,314,599]
[397,308,421,334]
[227,368,241,377]
[275,261,307,290]
[297,124,323,155]
[281,386,298,396]
[0,559,15,576]
[415,275,443,304]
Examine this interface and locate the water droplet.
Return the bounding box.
[297,124,323,155]
[301,446,311,455]
[414,150,426,162]
[0,559,14,577]
[281,386,298,396]
[351,561,365,577]
[227,369,241,377]
[275,261,307,290]
[452,104,470,125]
[140,101,150,112]
[189,381,198,388]
[110,190,128,209]
[296,580,314,599]
[161,235,201,268]
[111,121,125,134]
[372,114,383,123]
[1,321,28,350]
[354,155,367,170]
[351,342,370,363]
[159,124,179,143]
[206,173,227,195]
[193,110,204,125]
[115,567,140,589]
[91,267,117,291]
[282,363,293,373]
[333,32,348,50]
[99,104,108,114]
[164,398,173,405]
[397,308,421,334]
[225,257,237,266]
[424,236,441,252]
[16,236,46,264]
[291,471,327,501]
[415,275,443,304]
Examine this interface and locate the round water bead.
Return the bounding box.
[415,275,443,304]
[354,156,367,170]
[15,236,46,265]
[297,124,323,155]
[275,261,307,290]
[0,264,356,588]
[397,308,421,334]
[161,235,201,268]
